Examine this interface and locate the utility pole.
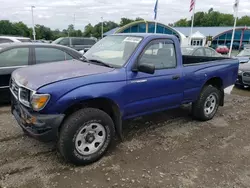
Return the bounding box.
[229,0,240,57]
[31,6,36,40]
[101,17,104,38]
[73,14,76,29]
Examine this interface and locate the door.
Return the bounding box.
[124,39,183,117]
[34,47,72,64]
[0,47,30,100]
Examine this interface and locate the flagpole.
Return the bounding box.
[154,0,158,33]
[229,1,239,57]
[154,21,157,33]
[189,0,196,46]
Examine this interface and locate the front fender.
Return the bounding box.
[42,81,126,114]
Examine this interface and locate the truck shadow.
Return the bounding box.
[122,105,193,140]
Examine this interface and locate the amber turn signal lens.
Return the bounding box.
[31,94,50,111]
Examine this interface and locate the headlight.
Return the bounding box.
[238,70,243,74]
[31,94,50,111]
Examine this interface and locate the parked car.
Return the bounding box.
[216,45,229,54]
[52,37,97,51]
[0,43,82,102]
[10,33,239,165]
[0,36,32,44]
[235,49,250,88]
[234,49,250,64]
[181,46,222,57]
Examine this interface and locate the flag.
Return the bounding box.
[154,0,158,20]
[189,0,195,12]
[233,0,239,11]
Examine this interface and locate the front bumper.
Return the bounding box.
[11,97,64,142]
[236,74,250,87]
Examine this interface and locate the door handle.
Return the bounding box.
[172,75,180,80]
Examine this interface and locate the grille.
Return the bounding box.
[10,79,31,107]
[10,79,19,99]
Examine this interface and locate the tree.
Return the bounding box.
[237,16,250,26]
[208,8,213,14]
[135,17,144,21]
[174,8,243,27]
[83,23,94,37]
[174,19,189,27]
[120,18,135,27]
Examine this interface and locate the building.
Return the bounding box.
[104,20,250,49]
[104,20,189,46]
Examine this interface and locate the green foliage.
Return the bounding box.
[174,19,190,27]
[0,19,120,40]
[174,8,250,27]
[83,21,119,38]
[0,20,30,37]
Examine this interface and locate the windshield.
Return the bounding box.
[84,35,142,67]
[237,50,250,57]
[181,47,195,55]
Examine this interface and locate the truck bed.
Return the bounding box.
[182,55,229,66]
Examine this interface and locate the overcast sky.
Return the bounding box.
[0,0,249,30]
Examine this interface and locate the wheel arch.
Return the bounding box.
[202,77,224,106]
[61,97,123,140]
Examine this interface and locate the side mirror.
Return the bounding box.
[137,63,155,74]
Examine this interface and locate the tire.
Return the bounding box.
[58,108,115,165]
[192,85,221,121]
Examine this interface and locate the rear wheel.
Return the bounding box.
[58,108,115,165]
[192,85,221,121]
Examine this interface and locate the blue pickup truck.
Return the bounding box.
[10,33,239,165]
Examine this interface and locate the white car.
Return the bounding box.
[0,36,32,44]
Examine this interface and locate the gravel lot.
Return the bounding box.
[1,86,250,188]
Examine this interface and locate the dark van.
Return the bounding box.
[52,37,97,52]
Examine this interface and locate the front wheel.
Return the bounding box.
[58,108,115,165]
[192,85,221,121]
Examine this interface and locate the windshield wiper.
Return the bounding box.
[88,59,113,68]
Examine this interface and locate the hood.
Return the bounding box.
[235,56,250,64]
[239,62,250,72]
[12,59,114,90]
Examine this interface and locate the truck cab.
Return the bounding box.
[10,34,239,165]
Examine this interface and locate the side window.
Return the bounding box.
[59,38,69,45]
[193,48,204,56]
[139,40,177,69]
[84,39,96,45]
[72,38,85,45]
[35,48,66,64]
[205,48,212,57]
[0,48,29,67]
[0,38,13,44]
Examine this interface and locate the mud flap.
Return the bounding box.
[115,116,123,141]
[220,89,224,106]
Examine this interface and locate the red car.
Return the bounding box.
[216,45,229,54]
